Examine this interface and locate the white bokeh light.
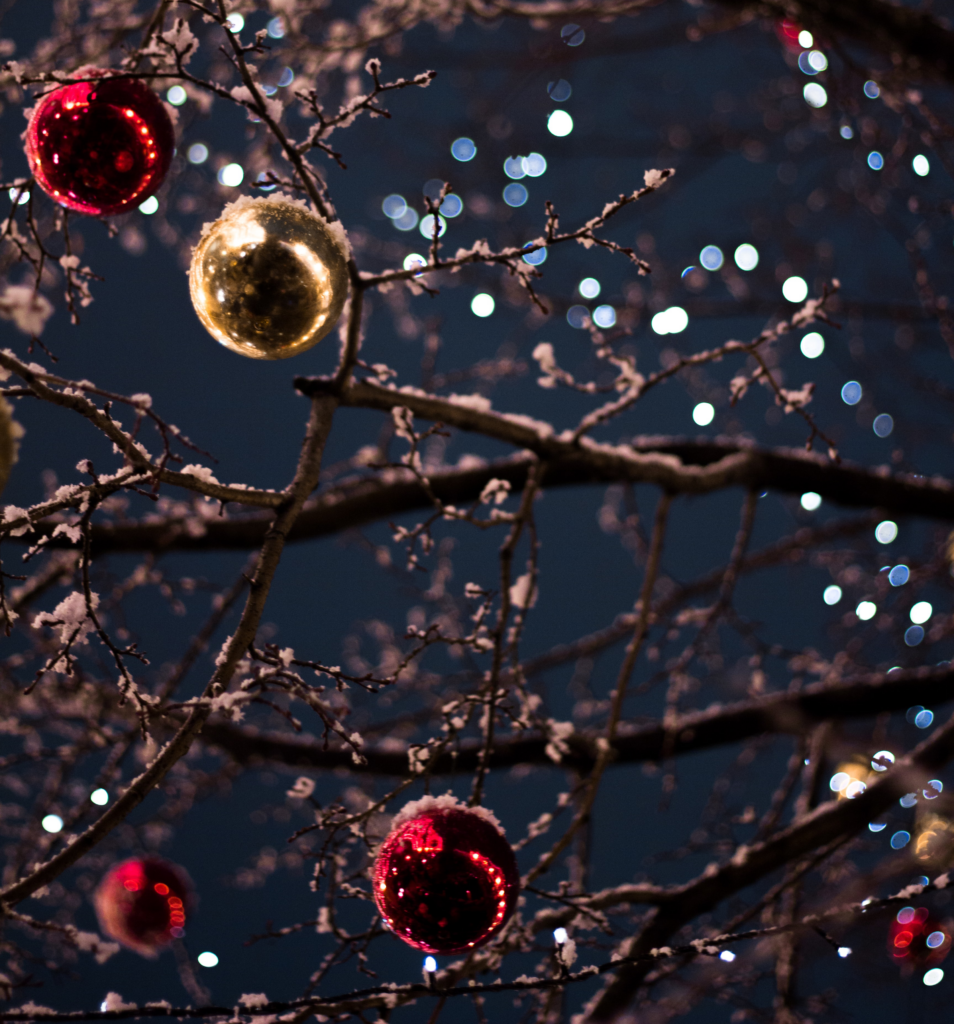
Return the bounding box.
[782,276,808,302]
[734,243,759,271]
[800,332,824,358]
[924,968,944,986]
[471,293,495,317]
[856,601,877,621]
[803,82,828,108]
[651,306,688,335]
[218,163,244,187]
[875,520,898,544]
[138,196,159,215]
[800,492,821,511]
[910,601,933,625]
[823,585,842,605]
[692,402,715,426]
[90,788,109,806]
[912,154,930,177]
[197,952,219,968]
[547,110,574,137]
[41,814,63,833]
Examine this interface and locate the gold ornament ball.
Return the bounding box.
[0,396,22,498]
[189,195,350,360]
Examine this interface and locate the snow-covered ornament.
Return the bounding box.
[373,797,519,954]
[94,858,192,957]
[189,195,350,360]
[0,396,21,497]
[25,70,175,217]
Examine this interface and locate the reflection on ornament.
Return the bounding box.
[0,397,22,497]
[888,905,951,976]
[189,195,350,360]
[25,70,174,217]
[94,858,192,957]
[373,798,519,954]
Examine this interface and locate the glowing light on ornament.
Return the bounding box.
[25,71,175,217]
[189,195,350,360]
[94,858,192,956]
[372,800,519,954]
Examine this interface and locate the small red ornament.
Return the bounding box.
[373,798,519,955]
[94,858,192,957]
[887,905,951,974]
[25,70,175,217]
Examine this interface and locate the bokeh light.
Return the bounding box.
[547,110,574,136]
[823,585,842,605]
[734,243,759,270]
[423,955,438,972]
[522,243,546,266]
[800,332,824,358]
[888,565,909,586]
[41,814,63,833]
[138,196,159,215]
[451,137,477,161]
[503,183,528,207]
[382,194,407,219]
[471,294,495,317]
[523,153,547,177]
[803,83,828,107]
[841,381,862,405]
[915,709,935,728]
[871,751,894,772]
[699,245,724,270]
[218,163,244,187]
[187,143,208,164]
[90,788,109,805]
[911,602,933,625]
[692,402,715,426]
[924,968,944,986]
[225,13,244,33]
[875,520,898,544]
[873,413,894,437]
[864,80,881,98]
[800,492,821,511]
[856,601,877,621]
[868,151,885,171]
[166,85,187,106]
[548,80,572,101]
[913,155,930,177]
[419,214,447,239]
[651,306,688,334]
[197,951,219,967]
[891,830,911,849]
[593,305,616,328]
[579,278,601,298]
[266,16,285,38]
[503,156,526,180]
[782,276,808,302]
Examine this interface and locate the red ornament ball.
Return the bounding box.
[888,905,951,973]
[25,70,175,217]
[94,858,192,957]
[373,799,519,955]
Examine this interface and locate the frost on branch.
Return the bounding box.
[33,591,98,649]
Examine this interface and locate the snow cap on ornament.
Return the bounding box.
[25,68,175,217]
[0,396,23,497]
[373,795,519,955]
[189,194,350,360]
[94,857,192,957]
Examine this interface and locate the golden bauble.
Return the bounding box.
[0,395,22,497]
[189,195,350,360]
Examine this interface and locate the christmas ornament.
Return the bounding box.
[888,905,951,974]
[189,195,350,360]
[0,396,22,497]
[94,858,192,957]
[25,70,175,217]
[373,797,519,954]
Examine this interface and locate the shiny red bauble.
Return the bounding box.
[94,858,192,956]
[887,905,951,974]
[373,800,519,955]
[25,70,175,217]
